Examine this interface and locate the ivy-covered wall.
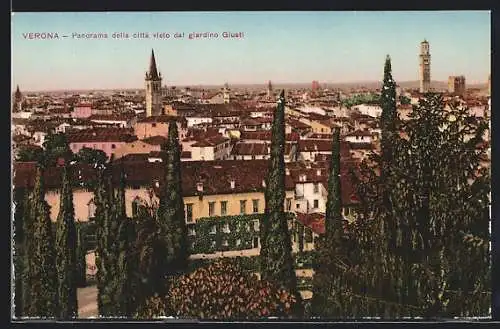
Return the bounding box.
[188,213,297,254]
[187,214,264,254]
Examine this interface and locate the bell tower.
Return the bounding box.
[145,49,162,117]
[419,39,431,93]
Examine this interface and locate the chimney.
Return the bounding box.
[197,182,204,192]
[230,179,235,189]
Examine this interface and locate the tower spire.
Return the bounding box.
[148,49,159,80]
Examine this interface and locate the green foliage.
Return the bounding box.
[311,128,348,318]
[26,167,58,318]
[260,90,301,312]
[188,214,263,254]
[75,224,87,287]
[347,92,490,317]
[157,120,189,279]
[15,145,44,163]
[14,188,29,318]
[94,165,120,317]
[76,147,108,166]
[399,95,411,105]
[341,93,381,108]
[41,132,73,167]
[167,260,299,320]
[115,218,138,317]
[55,165,78,319]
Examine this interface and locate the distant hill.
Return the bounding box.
[20,81,488,94]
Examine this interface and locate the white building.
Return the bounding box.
[190,136,232,161]
[344,130,373,144]
[293,173,327,214]
[186,116,213,128]
[352,104,382,117]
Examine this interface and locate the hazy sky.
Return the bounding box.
[12,11,490,91]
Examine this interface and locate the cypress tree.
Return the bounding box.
[16,188,31,317]
[55,164,78,319]
[28,166,57,318]
[115,217,137,316]
[94,164,116,317]
[260,90,301,315]
[114,166,138,316]
[75,222,87,287]
[159,119,188,280]
[311,128,344,317]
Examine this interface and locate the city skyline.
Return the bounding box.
[12,11,490,91]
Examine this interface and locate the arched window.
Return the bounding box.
[132,197,141,218]
[87,199,96,219]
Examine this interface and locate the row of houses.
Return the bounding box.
[13,159,360,256]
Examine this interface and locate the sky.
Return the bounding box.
[11,11,491,91]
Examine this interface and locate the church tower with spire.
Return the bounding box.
[145,49,162,117]
[267,80,273,99]
[13,85,23,112]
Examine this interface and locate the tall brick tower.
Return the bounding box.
[419,39,431,93]
[145,49,162,117]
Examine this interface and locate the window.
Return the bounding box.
[314,183,319,194]
[344,207,350,216]
[286,198,292,211]
[314,199,319,209]
[132,198,140,217]
[111,144,116,149]
[253,237,259,248]
[209,225,217,234]
[296,203,300,209]
[185,203,193,223]
[152,123,157,128]
[88,200,96,219]
[221,201,227,216]
[209,202,215,216]
[253,219,260,231]
[252,199,259,213]
[240,200,247,215]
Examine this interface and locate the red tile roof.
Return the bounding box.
[239,131,300,142]
[88,114,135,121]
[191,135,230,147]
[66,128,137,143]
[136,115,178,123]
[298,140,351,154]
[295,212,350,235]
[286,119,311,130]
[344,130,373,137]
[13,160,296,196]
[231,143,269,156]
[142,135,168,146]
